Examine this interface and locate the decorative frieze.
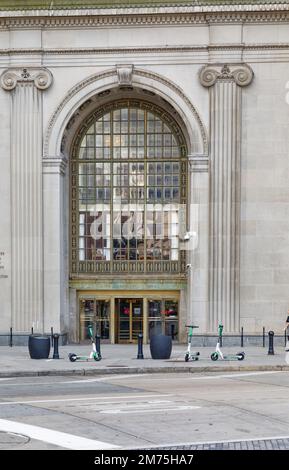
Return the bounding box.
[0,6,289,29]
[200,63,253,333]
[0,67,52,332]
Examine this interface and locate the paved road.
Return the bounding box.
[0,370,289,450]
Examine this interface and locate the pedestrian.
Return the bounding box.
[285,311,289,364]
[285,311,289,340]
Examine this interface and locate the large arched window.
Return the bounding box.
[71,100,187,275]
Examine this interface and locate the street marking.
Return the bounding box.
[188,371,282,380]
[0,418,119,450]
[0,371,284,387]
[0,375,150,387]
[101,405,201,415]
[65,374,149,383]
[0,393,172,406]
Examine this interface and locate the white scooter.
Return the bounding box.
[210,324,245,361]
[185,325,200,361]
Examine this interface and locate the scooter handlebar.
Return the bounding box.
[185,325,199,328]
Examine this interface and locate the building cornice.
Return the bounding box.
[0,3,289,16]
[0,7,289,28]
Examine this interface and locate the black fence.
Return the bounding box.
[0,327,287,347]
[0,328,68,347]
[186,330,288,348]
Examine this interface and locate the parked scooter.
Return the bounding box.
[185,325,200,361]
[69,325,101,362]
[210,323,245,361]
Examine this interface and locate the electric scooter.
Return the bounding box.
[185,325,200,361]
[210,324,245,361]
[69,325,101,362]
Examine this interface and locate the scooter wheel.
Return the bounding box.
[237,352,245,361]
[210,352,218,361]
[93,355,101,362]
[185,353,190,362]
[69,353,77,362]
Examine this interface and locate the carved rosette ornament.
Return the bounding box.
[199,63,253,88]
[0,67,53,91]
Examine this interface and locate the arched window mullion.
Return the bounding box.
[71,99,187,276]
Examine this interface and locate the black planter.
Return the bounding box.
[150,334,172,359]
[28,335,51,359]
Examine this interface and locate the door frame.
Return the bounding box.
[115,298,144,344]
[77,290,180,344]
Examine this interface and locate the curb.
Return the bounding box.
[0,364,288,378]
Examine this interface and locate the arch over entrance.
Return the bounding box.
[44,66,208,160]
[43,68,208,342]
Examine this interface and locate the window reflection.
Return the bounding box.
[76,104,186,267]
[148,299,178,340]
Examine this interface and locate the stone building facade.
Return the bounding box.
[0,1,289,343]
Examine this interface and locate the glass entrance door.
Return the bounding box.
[148,299,178,341]
[79,299,110,341]
[115,298,143,343]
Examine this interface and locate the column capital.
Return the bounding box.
[199,63,253,88]
[188,155,209,173]
[0,67,53,91]
[43,155,68,175]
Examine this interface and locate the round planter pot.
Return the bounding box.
[28,335,51,359]
[150,334,172,360]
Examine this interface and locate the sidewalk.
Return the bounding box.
[0,343,288,378]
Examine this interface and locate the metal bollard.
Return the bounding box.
[241,327,244,347]
[137,333,144,359]
[268,330,274,355]
[52,333,60,359]
[219,334,223,348]
[95,334,102,359]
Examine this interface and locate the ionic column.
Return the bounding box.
[0,68,52,332]
[42,156,68,336]
[187,155,209,333]
[199,64,253,333]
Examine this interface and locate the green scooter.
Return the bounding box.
[185,325,200,361]
[210,324,245,361]
[69,325,101,362]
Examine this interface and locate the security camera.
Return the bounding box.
[183,231,197,241]
[186,263,192,269]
